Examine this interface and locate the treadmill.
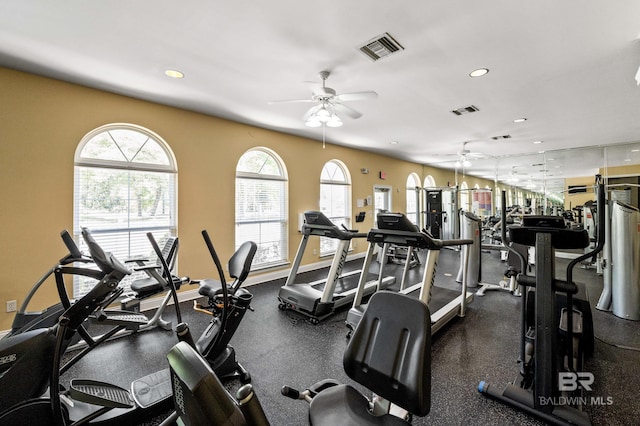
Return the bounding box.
[278,211,396,324]
[346,212,474,336]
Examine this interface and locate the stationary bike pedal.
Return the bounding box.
[559,308,583,335]
[69,379,135,409]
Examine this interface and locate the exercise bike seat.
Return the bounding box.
[309,291,432,426]
[198,241,257,298]
[309,385,407,426]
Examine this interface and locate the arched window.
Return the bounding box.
[74,123,177,297]
[423,175,436,188]
[319,160,351,256]
[406,173,421,225]
[236,148,288,268]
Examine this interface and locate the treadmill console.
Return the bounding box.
[377,213,420,233]
[304,211,335,227]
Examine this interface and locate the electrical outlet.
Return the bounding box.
[6,300,17,313]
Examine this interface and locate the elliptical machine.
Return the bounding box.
[7,230,184,345]
[0,228,134,424]
[0,229,257,425]
[478,175,605,426]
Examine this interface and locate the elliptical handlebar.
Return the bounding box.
[147,232,183,325]
[201,230,230,357]
[60,229,83,261]
[81,228,131,277]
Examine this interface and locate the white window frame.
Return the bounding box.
[406,173,421,225]
[319,160,352,257]
[235,147,288,269]
[73,123,177,298]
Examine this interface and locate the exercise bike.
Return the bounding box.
[478,175,605,426]
[162,290,433,426]
[192,235,257,383]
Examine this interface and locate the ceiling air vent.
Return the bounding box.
[491,135,512,140]
[451,105,479,116]
[358,32,404,61]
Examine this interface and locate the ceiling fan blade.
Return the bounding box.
[336,91,378,102]
[267,98,315,105]
[334,103,363,119]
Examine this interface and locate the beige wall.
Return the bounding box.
[564,176,597,210]
[0,67,447,329]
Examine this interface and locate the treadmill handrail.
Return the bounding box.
[366,228,472,250]
[301,222,366,240]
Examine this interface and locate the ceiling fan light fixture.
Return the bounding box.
[305,117,322,127]
[326,114,343,127]
[316,107,331,119]
[462,159,472,168]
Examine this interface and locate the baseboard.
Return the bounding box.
[0,251,367,338]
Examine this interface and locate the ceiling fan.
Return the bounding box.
[268,70,378,128]
[434,141,486,168]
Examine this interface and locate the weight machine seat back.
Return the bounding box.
[309,291,432,425]
[198,240,257,298]
[167,341,247,426]
[130,237,179,298]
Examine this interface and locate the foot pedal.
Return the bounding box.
[131,368,172,409]
[559,308,583,334]
[91,309,149,327]
[69,379,135,409]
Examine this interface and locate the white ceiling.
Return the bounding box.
[2,1,640,198]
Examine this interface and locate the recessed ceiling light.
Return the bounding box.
[469,68,489,78]
[390,140,399,145]
[165,69,184,79]
[533,140,543,144]
[513,118,527,123]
